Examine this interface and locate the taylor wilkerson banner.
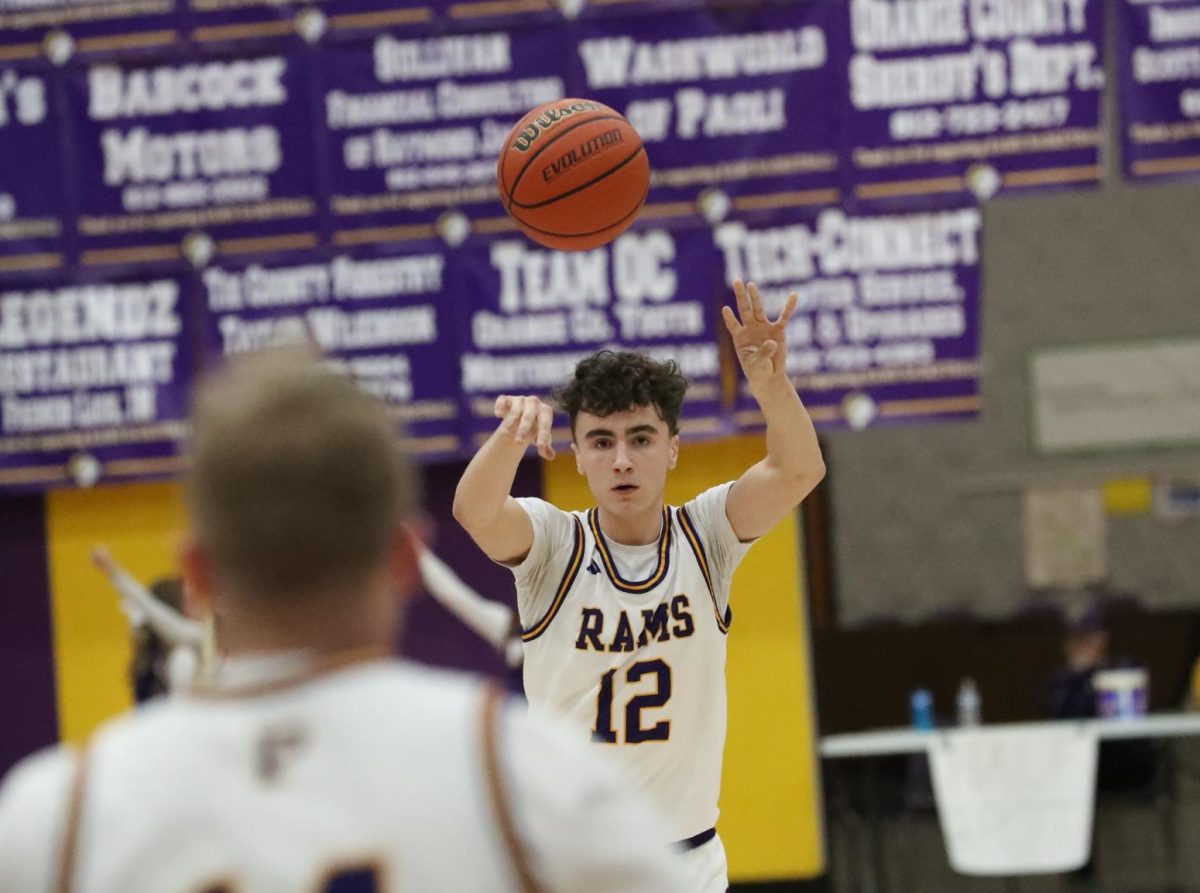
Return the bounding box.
[1117,0,1200,180]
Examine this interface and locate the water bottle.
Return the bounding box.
[956,677,981,726]
[910,687,935,731]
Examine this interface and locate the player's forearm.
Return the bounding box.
[752,375,825,489]
[419,548,515,649]
[452,429,529,533]
[105,561,204,646]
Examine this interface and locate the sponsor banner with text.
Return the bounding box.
[715,203,982,429]
[1117,0,1200,181]
[568,3,843,216]
[452,219,730,449]
[198,242,463,459]
[0,273,193,491]
[842,0,1106,204]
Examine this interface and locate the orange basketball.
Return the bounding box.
[497,99,649,251]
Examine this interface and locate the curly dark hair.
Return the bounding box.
[553,350,688,437]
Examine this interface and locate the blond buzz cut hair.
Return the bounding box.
[187,347,418,602]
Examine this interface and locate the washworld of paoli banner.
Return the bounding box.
[567,3,843,208]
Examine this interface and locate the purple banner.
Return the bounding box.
[0,61,68,276]
[843,0,1105,204]
[199,244,463,459]
[569,4,842,213]
[1118,0,1200,180]
[452,220,728,449]
[65,50,320,267]
[316,25,568,240]
[0,274,193,491]
[187,0,433,50]
[0,0,180,60]
[714,205,982,430]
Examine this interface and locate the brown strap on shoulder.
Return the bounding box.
[479,683,543,893]
[56,746,91,893]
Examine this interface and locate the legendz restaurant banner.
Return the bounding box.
[0,0,1164,491]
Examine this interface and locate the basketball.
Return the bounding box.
[497,99,649,251]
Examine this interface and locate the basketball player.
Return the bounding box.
[453,280,826,891]
[0,349,689,892]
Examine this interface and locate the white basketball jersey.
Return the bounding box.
[514,483,753,842]
[0,655,689,893]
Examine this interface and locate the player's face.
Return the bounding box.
[571,404,679,518]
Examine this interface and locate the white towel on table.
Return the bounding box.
[928,724,1098,875]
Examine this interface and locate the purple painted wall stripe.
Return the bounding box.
[0,494,59,777]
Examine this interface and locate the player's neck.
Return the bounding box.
[595,504,664,547]
[217,584,400,657]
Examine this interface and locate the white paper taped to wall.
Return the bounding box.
[1030,339,1200,454]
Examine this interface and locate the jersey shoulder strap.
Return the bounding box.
[478,683,544,893]
[520,515,585,643]
[55,745,91,893]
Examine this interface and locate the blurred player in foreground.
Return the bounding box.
[454,280,826,892]
[0,348,687,892]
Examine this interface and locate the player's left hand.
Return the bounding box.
[722,279,797,390]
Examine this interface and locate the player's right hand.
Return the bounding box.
[494,395,556,460]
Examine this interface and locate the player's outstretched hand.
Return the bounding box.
[494,395,556,460]
[91,545,117,580]
[721,279,797,391]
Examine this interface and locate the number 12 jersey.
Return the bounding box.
[512,482,754,842]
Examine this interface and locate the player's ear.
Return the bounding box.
[178,534,215,617]
[571,441,584,475]
[668,434,679,469]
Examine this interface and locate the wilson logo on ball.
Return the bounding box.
[498,98,649,252]
[509,100,605,152]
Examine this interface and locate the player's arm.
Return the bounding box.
[91,547,204,647]
[723,279,826,541]
[418,544,523,666]
[453,395,555,564]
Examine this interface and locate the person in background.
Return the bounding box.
[1046,601,1158,791]
[93,548,205,699]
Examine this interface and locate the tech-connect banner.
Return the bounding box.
[717,203,983,428]
[1117,0,1200,180]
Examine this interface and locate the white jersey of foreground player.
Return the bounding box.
[0,655,690,893]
